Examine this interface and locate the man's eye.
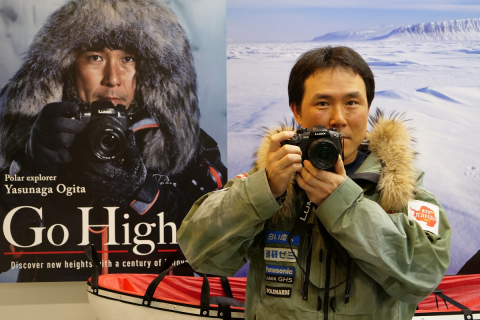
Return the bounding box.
[88,55,102,61]
[317,101,329,107]
[346,101,357,106]
[123,56,135,63]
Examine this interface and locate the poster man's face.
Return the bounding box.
[291,67,369,165]
[74,48,137,108]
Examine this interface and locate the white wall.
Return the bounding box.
[0,282,96,319]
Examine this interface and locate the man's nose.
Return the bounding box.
[329,105,347,128]
[101,61,121,87]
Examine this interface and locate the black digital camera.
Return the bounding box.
[281,125,344,171]
[77,100,131,161]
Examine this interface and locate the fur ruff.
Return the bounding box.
[0,0,199,175]
[367,109,417,213]
[255,110,417,221]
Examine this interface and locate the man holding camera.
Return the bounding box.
[0,0,226,281]
[178,46,450,319]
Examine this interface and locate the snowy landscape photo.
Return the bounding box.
[227,2,480,276]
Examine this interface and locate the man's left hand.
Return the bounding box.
[295,155,346,206]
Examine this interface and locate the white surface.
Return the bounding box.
[88,291,206,320]
[0,281,96,319]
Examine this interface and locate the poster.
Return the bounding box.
[227,1,480,277]
[0,0,226,282]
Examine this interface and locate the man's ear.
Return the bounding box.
[290,103,302,126]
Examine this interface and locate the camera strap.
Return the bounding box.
[287,199,349,302]
[130,118,158,132]
[284,172,380,303]
[287,200,316,244]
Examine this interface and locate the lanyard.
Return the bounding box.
[287,200,316,244]
[286,199,351,305]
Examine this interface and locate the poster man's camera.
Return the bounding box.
[77,100,131,161]
[281,125,344,171]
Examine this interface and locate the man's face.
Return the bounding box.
[74,48,136,108]
[291,67,369,165]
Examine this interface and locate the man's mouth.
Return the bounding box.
[98,97,123,105]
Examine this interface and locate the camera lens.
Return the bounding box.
[308,139,338,170]
[100,134,117,151]
[87,117,127,161]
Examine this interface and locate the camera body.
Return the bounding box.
[281,125,343,171]
[77,100,131,161]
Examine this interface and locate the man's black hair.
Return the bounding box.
[288,46,375,114]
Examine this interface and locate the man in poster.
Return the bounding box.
[0,0,226,281]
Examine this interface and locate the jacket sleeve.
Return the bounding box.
[177,168,281,276]
[316,170,451,304]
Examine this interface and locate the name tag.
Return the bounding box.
[264,248,297,263]
[265,286,292,298]
[265,230,300,246]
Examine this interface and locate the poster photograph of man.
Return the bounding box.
[0,0,227,282]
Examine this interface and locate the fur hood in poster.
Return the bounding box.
[0,0,199,175]
[255,110,418,221]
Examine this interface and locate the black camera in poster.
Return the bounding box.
[0,0,227,282]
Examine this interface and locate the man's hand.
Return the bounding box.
[25,102,86,171]
[295,155,346,206]
[266,131,303,199]
[83,131,147,207]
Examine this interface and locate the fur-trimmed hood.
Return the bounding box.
[0,0,199,175]
[255,110,417,220]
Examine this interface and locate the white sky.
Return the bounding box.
[227,1,480,42]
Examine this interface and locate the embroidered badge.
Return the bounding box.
[235,173,248,179]
[265,286,292,298]
[408,200,440,235]
[265,231,300,246]
[265,265,295,284]
[264,248,297,263]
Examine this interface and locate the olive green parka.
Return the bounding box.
[178,112,451,320]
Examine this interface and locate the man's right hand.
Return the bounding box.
[25,102,86,170]
[265,131,303,199]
